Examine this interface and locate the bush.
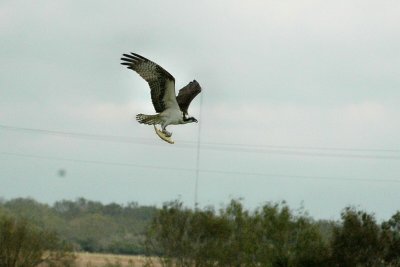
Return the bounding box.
[331,207,381,267]
[145,200,330,267]
[0,215,75,267]
[381,211,400,266]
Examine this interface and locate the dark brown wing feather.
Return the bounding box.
[176,80,202,115]
[121,53,175,113]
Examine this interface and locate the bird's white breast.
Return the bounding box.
[161,108,183,125]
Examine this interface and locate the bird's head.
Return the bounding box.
[183,116,198,124]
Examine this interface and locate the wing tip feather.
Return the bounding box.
[130,52,148,60]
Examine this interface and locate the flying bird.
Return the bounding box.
[121,52,201,143]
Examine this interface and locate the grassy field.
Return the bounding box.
[74,252,161,267]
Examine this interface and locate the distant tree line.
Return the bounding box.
[0,197,157,255]
[1,197,400,266]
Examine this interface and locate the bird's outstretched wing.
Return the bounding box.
[121,53,179,113]
[176,80,202,115]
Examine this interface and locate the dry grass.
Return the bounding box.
[74,252,161,267]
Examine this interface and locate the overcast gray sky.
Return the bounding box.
[1,0,399,220]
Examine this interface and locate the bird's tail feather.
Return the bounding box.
[136,114,162,125]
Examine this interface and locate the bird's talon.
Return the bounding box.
[162,130,172,137]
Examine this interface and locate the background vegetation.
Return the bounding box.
[0,198,157,255]
[1,197,400,266]
[0,214,74,266]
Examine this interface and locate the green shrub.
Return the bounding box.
[0,215,75,267]
[145,200,330,267]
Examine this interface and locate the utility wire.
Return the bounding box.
[0,124,159,144]
[200,146,400,160]
[1,124,399,160]
[1,124,399,152]
[1,152,192,172]
[202,141,400,153]
[2,151,400,184]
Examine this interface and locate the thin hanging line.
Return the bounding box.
[194,93,204,209]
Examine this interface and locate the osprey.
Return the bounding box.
[121,52,201,143]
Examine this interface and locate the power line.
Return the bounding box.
[1,152,192,172]
[203,141,400,153]
[1,124,399,160]
[1,124,399,153]
[0,124,160,145]
[2,151,400,184]
[200,146,400,160]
